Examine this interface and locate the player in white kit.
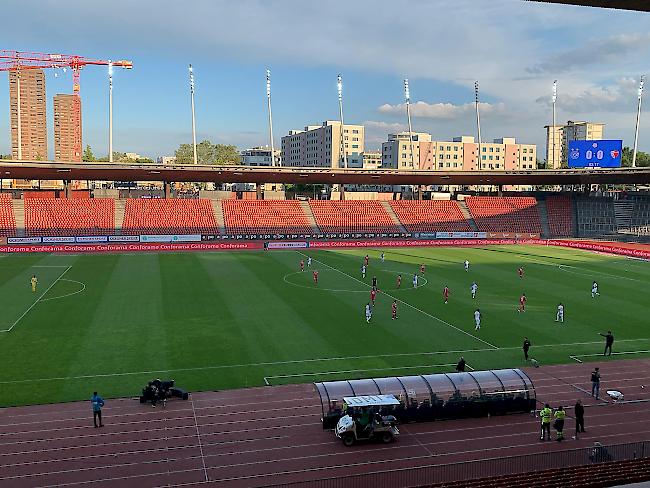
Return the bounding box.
[307,256,312,267]
[412,273,418,288]
[474,309,481,330]
[464,260,470,272]
[471,282,478,299]
[591,281,599,298]
[365,303,372,323]
[556,303,564,323]
[361,265,366,279]
[380,252,385,263]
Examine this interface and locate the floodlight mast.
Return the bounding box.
[404,78,415,170]
[266,69,276,166]
[552,80,557,169]
[632,75,645,168]
[337,74,347,169]
[475,81,482,170]
[189,64,197,165]
[109,61,113,163]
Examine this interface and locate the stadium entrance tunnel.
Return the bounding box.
[315,368,536,429]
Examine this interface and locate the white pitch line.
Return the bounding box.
[572,350,650,359]
[264,363,457,385]
[569,355,583,363]
[297,251,500,349]
[40,279,86,302]
[0,266,71,333]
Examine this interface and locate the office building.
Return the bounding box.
[9,69,47,160]
[545,121,605,168]
[241,146,281,166]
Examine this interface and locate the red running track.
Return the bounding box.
[1,358,650,487]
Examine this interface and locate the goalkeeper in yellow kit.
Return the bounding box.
[31,275,38,292]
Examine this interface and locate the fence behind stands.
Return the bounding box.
[269,440,650,488]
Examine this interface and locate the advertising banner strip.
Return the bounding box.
[8,237,42,244]
[75,236,108,243]
[139,234,202,243]
[0,242,264,254]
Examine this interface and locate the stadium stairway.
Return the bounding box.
[300,200,321,233]
[457,200,479,231]
[381,201,407,233]
[13,198,25,237]
[114,199,126,235]
[537,198,551,238]
[211,200,226,234]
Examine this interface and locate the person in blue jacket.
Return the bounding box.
[91,392,105,428]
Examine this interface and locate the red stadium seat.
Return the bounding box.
[546,195,574,237]
[222,200,313,234]
[122,198,218,235]
[24,198,114,236]
[309,200,401,233]
[0,194,16,237]
[465,196,543,233]
[389,200,472,233]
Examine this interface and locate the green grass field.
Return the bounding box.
[0,245,649,407]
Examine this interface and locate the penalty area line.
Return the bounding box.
[297,251,499,350]
[0,266,72,333]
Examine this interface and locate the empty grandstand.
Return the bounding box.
[545,195,575,237]
[24,198,114,236]
[122,198,218,235]
[389,200,472,233]
[222,200,314,234]
[465,196,543,234]
[0,194,16,237]
[309,200,402,233]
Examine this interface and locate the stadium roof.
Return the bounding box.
[527,0,649,11]
[1,161,649,186]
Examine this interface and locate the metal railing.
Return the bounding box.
[267,440,650,488]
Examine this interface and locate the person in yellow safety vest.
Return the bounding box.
[540,403,552,441]
[554,406,566,441]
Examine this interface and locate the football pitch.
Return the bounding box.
[0,245,648,407]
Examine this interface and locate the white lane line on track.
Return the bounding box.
[297,251,499,350]
[190,395,209,482]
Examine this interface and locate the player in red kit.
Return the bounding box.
[396,274,402,289]
[518,293,527,312]
[420,264,425,275]
[443,286,450,304]
[518,266,524,279]
[370,289,377,306]
[364,254,369,267]
[300,260,304,272]
[392,300,398,320]
[313,270,319,285]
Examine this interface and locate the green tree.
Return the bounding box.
[174,140,241,165]
[83,145,95,162]
[621,146,650,167]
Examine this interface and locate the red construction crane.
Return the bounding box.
[0,50,132,160]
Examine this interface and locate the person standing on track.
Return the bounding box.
[540,403,552,441]
[574,399,585,439]
[554,406,566,441]
[591,367,601,400]
[91,392,105,428]
[31,274,38,293]
[600,331,614,356]
[523,337,531,361]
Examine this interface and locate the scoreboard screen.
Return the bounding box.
[568,140,622,168]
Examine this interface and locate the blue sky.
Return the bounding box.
[1,0,649,159]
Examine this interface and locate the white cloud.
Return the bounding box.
[378,101,507,120]
[536,78,641,113]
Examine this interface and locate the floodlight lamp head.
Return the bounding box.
[404,78,410,101]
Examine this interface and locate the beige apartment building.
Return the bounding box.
[383,133,536,171]
[545,121,605,169]
[281,121,364,168]
[53,94,82,162]
[9,69,47,160]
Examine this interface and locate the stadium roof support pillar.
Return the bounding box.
[164,181,171,199]
[497,184,504,197]
[340,184,345,201]
[63,179,71,198]
[256,184,263,200]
